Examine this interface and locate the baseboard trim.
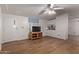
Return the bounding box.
[2,39,28,45]
[44,36,68,40]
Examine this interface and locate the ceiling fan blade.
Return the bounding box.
[47,4,51,8]
[39,10,46,15]
[38,4,55,15]
[47,4,54,8]
[54,8,64,10]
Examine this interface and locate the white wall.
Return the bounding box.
[2,13,68,43]
[2,14,48,43]
[2,14,29,43]
[0,7,2,50]
[68,16,79,35]
[39,19,47,36]
[68,11,79,36]
[46,14,68,40]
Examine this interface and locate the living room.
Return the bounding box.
[0,4,79,53]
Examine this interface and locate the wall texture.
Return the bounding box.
[68,16,79,35]
[2,13,68,43]
[0,7,2,50]
[39,19,47,36]
[46,14,68,40]
[2,14,29,43]
[68,11,79,36]
[28,16,39,23]
[2,15,47,43]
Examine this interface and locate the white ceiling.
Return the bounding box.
[1,4,46,16]
[1,4,79,19]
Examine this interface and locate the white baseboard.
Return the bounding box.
[68,35,79,36]
[2,38,28,44]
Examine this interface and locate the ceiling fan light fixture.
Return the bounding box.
[51,10,56,14]
[48,10,56,15]
[50,4,54,8]
[48,11,52,15]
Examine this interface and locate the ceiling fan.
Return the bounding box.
[39,4,64,15]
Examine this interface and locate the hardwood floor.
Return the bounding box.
[2,36,79,54]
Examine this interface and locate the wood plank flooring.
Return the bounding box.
[2,36,79,54]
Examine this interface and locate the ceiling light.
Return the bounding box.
[48,10,56,15]
[51,10,56,14]
[48,11,52,15]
